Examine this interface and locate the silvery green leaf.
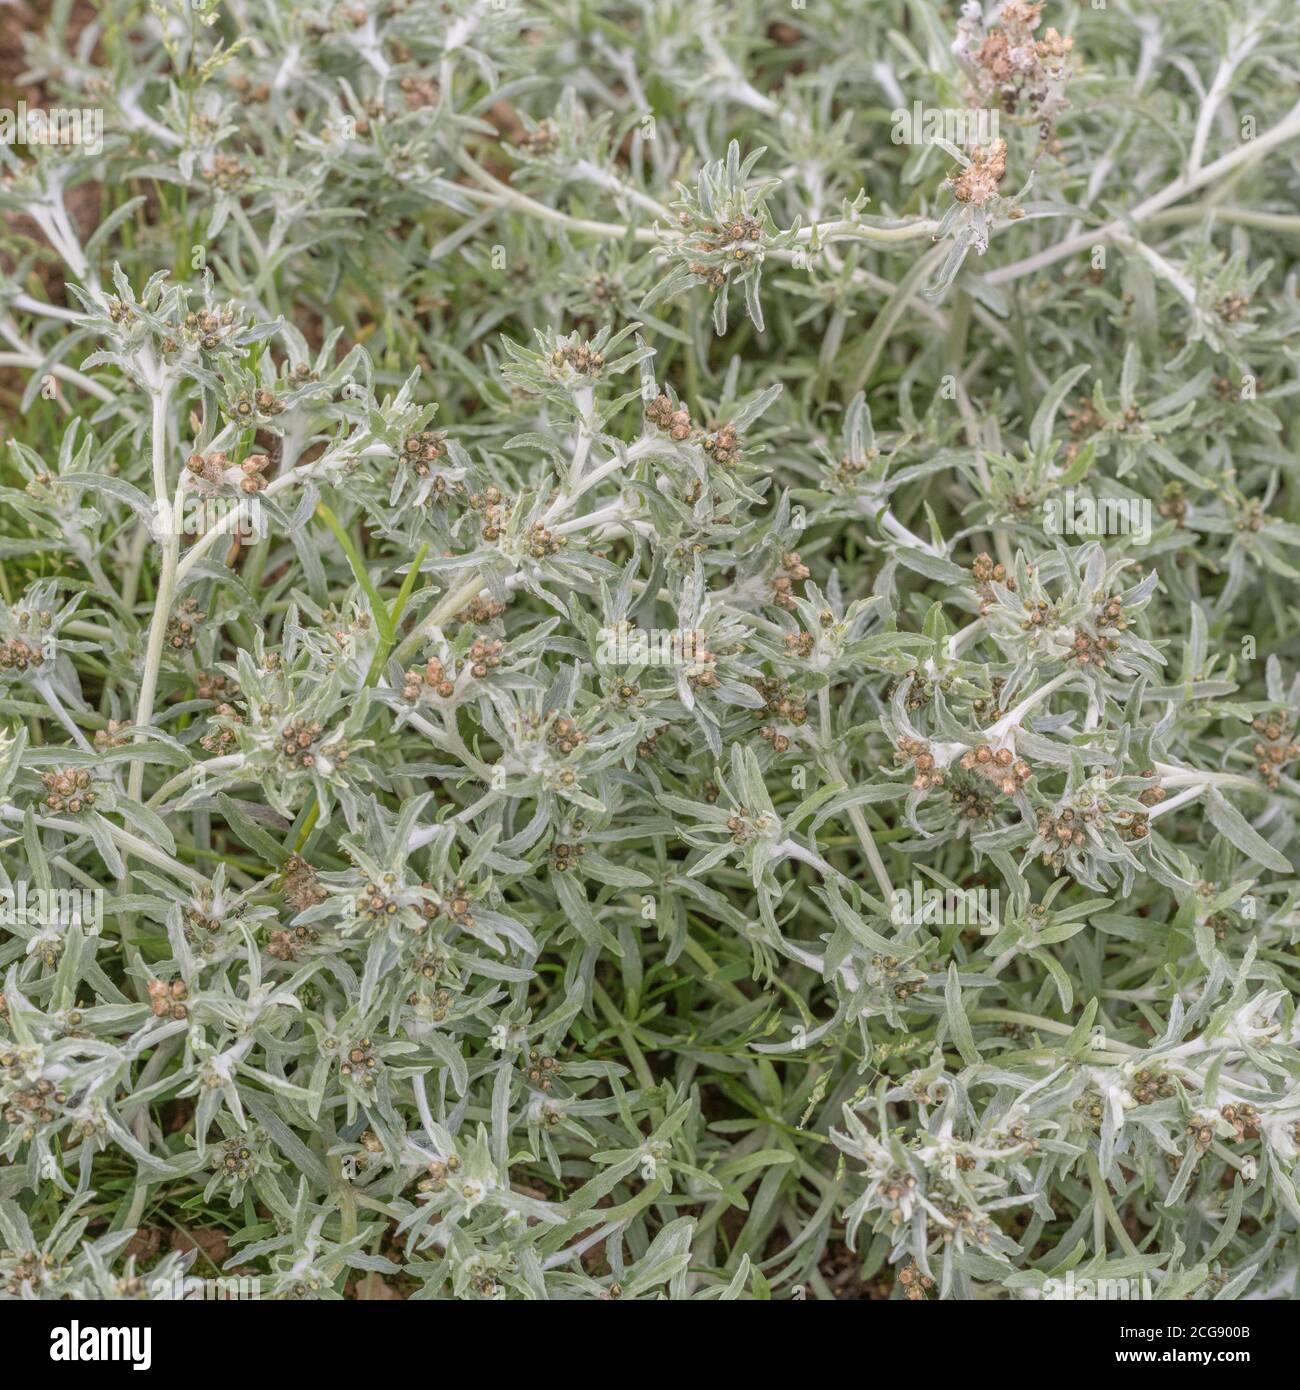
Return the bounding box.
[1205,789,1291,872]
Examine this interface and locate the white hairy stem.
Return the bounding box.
[1147,784,1206,820]
[986,669,1077,743]
[987,101,1300,285]
[127,383,181,803]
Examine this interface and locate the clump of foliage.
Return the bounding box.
[1,0,1299,1301]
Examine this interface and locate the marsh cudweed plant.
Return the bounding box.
[0,0,1298,1305]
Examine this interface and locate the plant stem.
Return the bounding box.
[986,101,1300,285]
[987,669,1076,741]
[128,383,178,804]
[0,805,208,886]
[392,571,485,667]
[820,689,894,904]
